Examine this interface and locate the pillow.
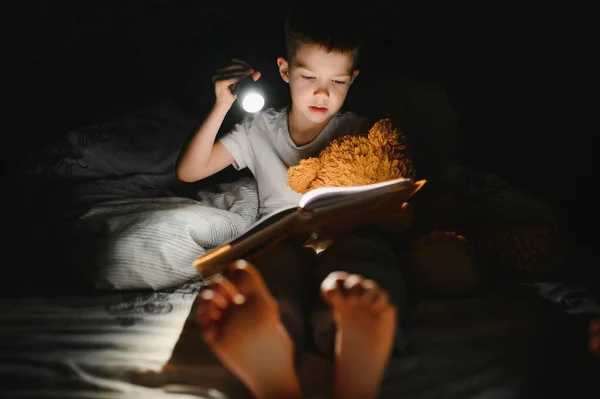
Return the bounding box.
[69,177,259,291]
[23,98,198,184]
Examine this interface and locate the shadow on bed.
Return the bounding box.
[2,83,598,398]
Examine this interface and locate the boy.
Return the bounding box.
[178,3,409,397]
[177,9,369,217]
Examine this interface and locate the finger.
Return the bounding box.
[219,80,245,96]
[214,66,254,77]
[251,70,262,81]
[218,58,252,72]
[209,274,246,305]
[212,69,254,83]
[230,58,253,68]
[390,202,411,218]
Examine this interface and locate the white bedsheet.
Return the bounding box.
[0,283,206,398]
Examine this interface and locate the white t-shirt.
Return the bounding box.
[219,107,370,216]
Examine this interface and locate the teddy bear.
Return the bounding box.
[287,118,567,297]
[287,118,416,191]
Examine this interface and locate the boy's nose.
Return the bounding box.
[313,86,330,97]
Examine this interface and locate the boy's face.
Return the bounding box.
[277,43,359,124]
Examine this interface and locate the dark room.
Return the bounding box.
[3,1,599,398]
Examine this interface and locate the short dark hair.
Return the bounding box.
[283,3,362,70]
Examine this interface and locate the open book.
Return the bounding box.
[194,177,427,278]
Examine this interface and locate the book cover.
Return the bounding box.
[194,177,427,278]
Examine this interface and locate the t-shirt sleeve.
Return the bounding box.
[218,115,253,170]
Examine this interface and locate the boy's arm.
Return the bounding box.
[176,103,235,182]
[176,58,260,183]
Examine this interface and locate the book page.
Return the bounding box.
[293,179,427,241]
[299,177,418,211]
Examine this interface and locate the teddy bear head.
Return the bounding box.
[287,118,417,194]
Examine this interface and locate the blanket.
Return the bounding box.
[15,98,260,291]
[0,282,205,398]
[2,281,597,399]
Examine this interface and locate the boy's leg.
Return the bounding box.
[310,226,408,357]
[246,238,317,353]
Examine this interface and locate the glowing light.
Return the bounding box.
[241,92,265,113]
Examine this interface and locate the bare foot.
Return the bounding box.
[195,259,302,399]
[590,319,600,358]
[321,271,397,399]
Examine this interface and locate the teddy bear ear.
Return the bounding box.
[287,158,321,194]
[368,118,399,147]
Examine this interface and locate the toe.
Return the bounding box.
[359,279,380,306]
[203,288,228,311]
[195,291,225,333]
[226,259,274,304]
[209,274,246,305]
[320,271,349,303]
[343,274,366,294]
[198,289,228,320]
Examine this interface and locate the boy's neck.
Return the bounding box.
[287,107,331,146]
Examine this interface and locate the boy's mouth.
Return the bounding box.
[309,105,328,114]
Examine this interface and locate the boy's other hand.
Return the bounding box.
[212,58,261,108]
[371,202,414,232]
[306,202,414,247]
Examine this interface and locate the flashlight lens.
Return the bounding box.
[241,92,265,113]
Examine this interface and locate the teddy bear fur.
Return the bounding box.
[287,119,416,194]
[287,118,566,297]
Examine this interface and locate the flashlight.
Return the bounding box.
[230,76,265,113]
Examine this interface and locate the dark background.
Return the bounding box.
[4,1,596,272]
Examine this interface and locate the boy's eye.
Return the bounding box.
[301,75,315,80]
[332,80,347,85]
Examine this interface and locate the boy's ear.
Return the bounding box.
[277,57,290,83]
[350,69,360,84]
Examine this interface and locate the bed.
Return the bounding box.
[2,98,599,399]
